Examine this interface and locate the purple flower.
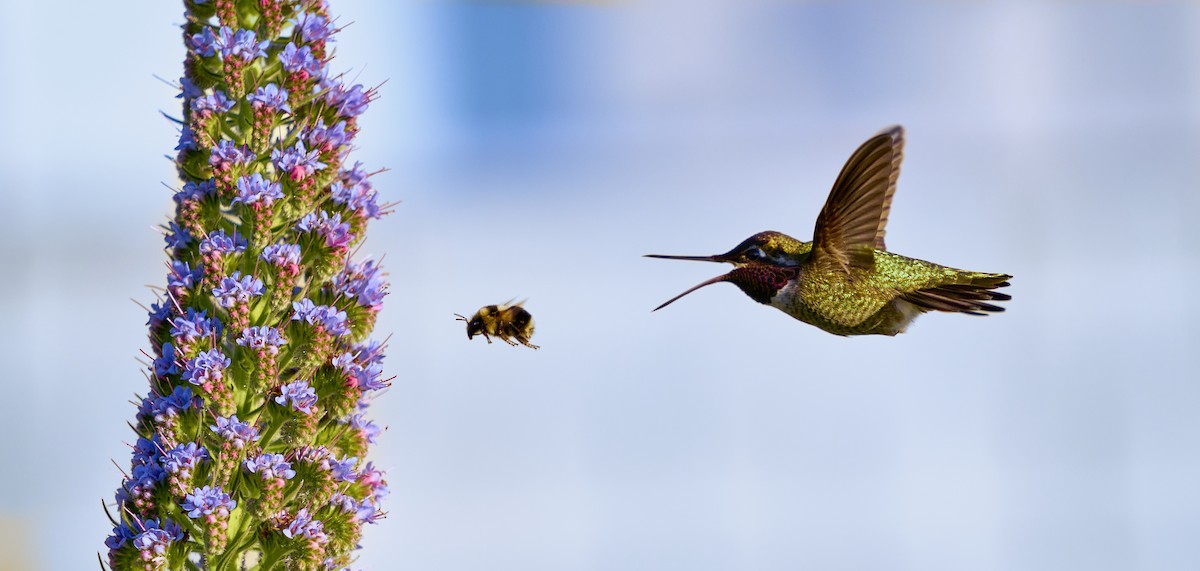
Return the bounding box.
[330,179,382,220]
[177,179,216,203]
[105,521,137,550]
[294,13,333,44]
[131,435,164,467]
[170,309,221,344]
[355,339,387,366]
[355,498,383,524]
[152,385,199,422]
[247,83,290,112]
[110,0,392,562]
[146,301,170,329]
[276,380,318,414]
[191,90,235,116]
[153,342,180,377]
[347,413,382,444]
[210,415,261,448]
[292,299,350,336]
[295,210,354,249]
[236,326,287,353]
[175,125,198,151]
[164,221,193,249]
[359,461,390,501]
[232,172,285,207]
[131,518,184,563]
[282,508,328,542]
[330,491,358,513]
[261,242,302,267]
[189,26,219,57]
[271,141,326,181]
[209,139,256,170]
[168,260,202,290]
[325,82,370,118]
[280,42,324,76]
[333,258,388,308]
[356,363,389,391]
[212,271,265,308]
[163,442,209,476]
[182,485,236,518]
[244,453,296,480]
[223,28,269,61]
[198,229,247,256]
[178,76,202,99]
[306,120,348,152]
[182,349,230,386]
[329,455,358,482]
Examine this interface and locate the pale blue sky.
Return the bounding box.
[1,1,1198,570]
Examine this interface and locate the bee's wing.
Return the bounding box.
[809,125,904,274]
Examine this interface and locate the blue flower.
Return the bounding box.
[105,520,137,550]
[154,342,180,378]
[170,309,221,344]
[244,453,296,480]
[198,230,248,256]
[191,90,235,115]
[212,271,265,308]
[355,363,389,392]
[177,179,216,203]
[271,141,327,181]
[153,385,199,422]
[347,413,382,444]
[209,139,256,169]
[236,326,287,353]
[261,242,302,267]
[292,300,350,336]
[131,518,184,562]
[295,210,354,249]
[232,172,285,207]
[331,178,382,219]
[182,485,236,518]
[247,83,290,112]
[275,380,318,414]
[223,28,269,61]
[165,221,193,249]
[294,13,333,44]
[189,26,219,57]
[333,259,388,308]
[163,442,209,476]
[131,435,164,467]
[177,76,202,99]
[282,508,327,542]
[168,260,202,290]
[279,42,324,76]
[324,82,370,118]
[146,301,171,329]
[306,120,348,152]
[329,455,358,482]
[182,349,231,386]
[210,415,261,448]
[175,125,198,152]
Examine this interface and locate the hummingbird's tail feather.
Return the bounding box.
[899,273,1012,316]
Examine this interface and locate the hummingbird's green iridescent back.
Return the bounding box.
[647,125,1012,336]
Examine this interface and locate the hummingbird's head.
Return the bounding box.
[645,231,805,311]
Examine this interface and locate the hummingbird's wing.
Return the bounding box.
[810,125,904,274]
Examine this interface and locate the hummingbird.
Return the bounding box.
[646,125,1011,336]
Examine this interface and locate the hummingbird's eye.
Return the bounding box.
[744,247,765,261]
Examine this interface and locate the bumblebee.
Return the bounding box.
[454,301,539,349]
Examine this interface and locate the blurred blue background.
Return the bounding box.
[1,1,1198,570]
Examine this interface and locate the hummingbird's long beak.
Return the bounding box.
[651,273,732,312]
[643,254,725,262]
